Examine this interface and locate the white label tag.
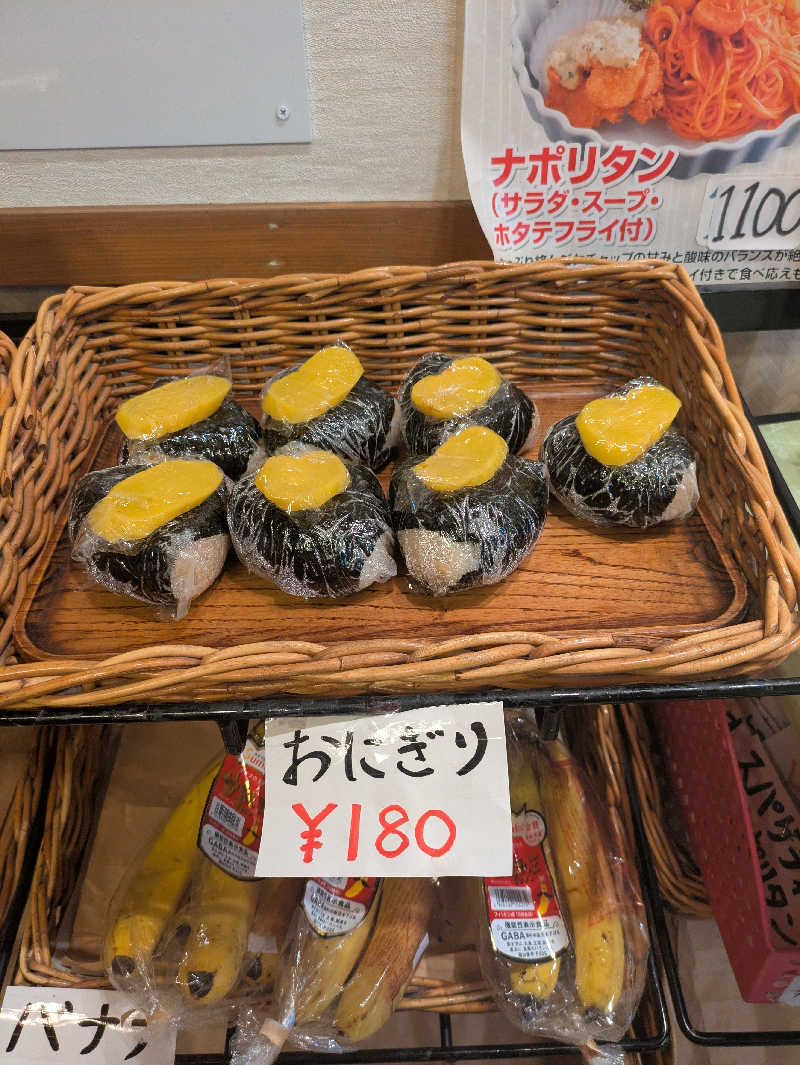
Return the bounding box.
[256,703,511,876]
[697,177,800,250]
[0,988,176,1065]
[779,972,800,1005]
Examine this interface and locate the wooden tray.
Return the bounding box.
[2,261,798,704]
[17,386,746,662]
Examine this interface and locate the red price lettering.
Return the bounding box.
[294,803,458,863]
[415,809,457,857]
[375,804,411,858]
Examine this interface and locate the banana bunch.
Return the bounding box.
[335,878,434,1040]
[105,755,296,1018]
[105,760,221,989]
[540,736,625,1016]
[481,729,628,1030]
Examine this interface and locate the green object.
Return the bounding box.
[760,418,800,509]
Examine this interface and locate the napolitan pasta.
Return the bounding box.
[646,0,800,140]
[541,0,800,141]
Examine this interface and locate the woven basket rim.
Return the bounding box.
[2,259,799,707]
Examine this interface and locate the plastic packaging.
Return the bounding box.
[397,352,539,456]
[540,376,699,528]
[231,876,434,1064]
[477,713,648,1059]
[261,342,400,472]
[227,444,397,599]
[390,427,548,595]
[104,732,299,1031]
[70,460,230,619]
[117,361,263,481]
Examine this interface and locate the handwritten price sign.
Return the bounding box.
[256,702,512,876]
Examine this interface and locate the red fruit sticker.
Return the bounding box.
[485,808,569,963]
[198,737,265,879]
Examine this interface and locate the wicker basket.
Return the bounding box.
[0,728,50,937]
[13,725,111,987]
[1,259,798,706]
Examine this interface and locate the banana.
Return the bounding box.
[335,878,433,1041]
[539,736,626,1014]
[105,759,221,987]
[286,880,382,1025]
[506,745,563,999]
[175,857,259,1004]
[240,878,302,992]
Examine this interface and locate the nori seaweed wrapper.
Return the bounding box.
[70,464,230,617]
[398,352,538,456]
[540,378,699,529]
[262,374,399,472]
[119,391,262,481]
[390,452,548,595]
[227,462,396,599]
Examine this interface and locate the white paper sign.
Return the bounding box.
[256,703,512,877]
[697,177,800,250]
[0,988,176,1065]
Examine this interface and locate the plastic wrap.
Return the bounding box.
[540,377,699,529]
[261,343,400,472]
[390,438,548,596]
[477,714,649,1059]
[117,362,263,481]
[231,876,434,1065]
[104,734,299,1032]
[70,461,230,619]
[227,445,397,599]
[397,352,538,456]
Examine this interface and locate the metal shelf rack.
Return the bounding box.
[1,364,798,1058]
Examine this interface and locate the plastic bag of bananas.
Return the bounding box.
[476,711,649,1062]
[103,738,301,1029]
[230,875,434,1064]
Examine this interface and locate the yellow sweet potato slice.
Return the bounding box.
[576,383,681,466]
[262,346,363,424]
[410,357,502,419]
[414,426,508,492]
[256,450,350,512]
[115,376,231,441]
[88,459,223,542]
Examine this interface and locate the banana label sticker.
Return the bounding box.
[198,737,265,879]
[485,807,569,963]
[303,877,380,937]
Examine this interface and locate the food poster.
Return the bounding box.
[462,0,800,287]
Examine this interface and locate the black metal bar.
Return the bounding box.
[218,715,250,756]
[3,676,800,729]
[623,706,800,1048]
[438,1014,453,1050]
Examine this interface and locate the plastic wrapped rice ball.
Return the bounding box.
[397,353,538,455]
[540,376,699,529]
[261,343,399,471]
[70,459,230,618]
[390,426,548,596]
[227,444,397,599]
[117,375,263,480]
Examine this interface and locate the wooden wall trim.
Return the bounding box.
[0,201,489,288]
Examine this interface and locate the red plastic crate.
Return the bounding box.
[654,699,800,1003]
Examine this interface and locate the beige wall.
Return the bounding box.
[0,1,468,207]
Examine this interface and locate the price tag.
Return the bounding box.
[256,702,511,877]
[698,177,800,250]
[0,987,176,1065]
